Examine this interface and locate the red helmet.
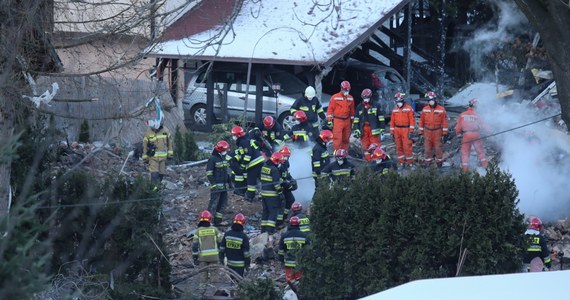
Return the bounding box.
[361,88,372,100]
[230,125,246,138]
[529,216,543,230]
[279,146,292,157]
[468,98,478,107]
[340,80,351,91]
[371,148,387,160]
[199,210,213,223]
[214,140,230,153]
[233,213,247,226]
[289,216,300,226]
[319,129,333,143]
[263,116,275,129]
[395,92,406,102]
[291,202,302,212]
[270,152,284,164]
[367,143,379,153]
[425,91,437,100]
[293,111,307,123]
[334,149,348,158]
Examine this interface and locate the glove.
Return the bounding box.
[353,129,361,138]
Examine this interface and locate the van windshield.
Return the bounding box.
[267,71,305,96]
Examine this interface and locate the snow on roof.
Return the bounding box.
[361,270,570,300]
[148,0,409,66]
[445,82,509,107]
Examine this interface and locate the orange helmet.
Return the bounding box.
[293,111,307,123]
[230,125,246,138]
[270,152,284,165]
[279,146,292,157]
[263,116,275,129]
[214,140,230,153]
[371,148,387,160]
[529,216,542,230]
[319,129,333,143]
[291,202,302,212]
[289,216,300,226]
[199,210,213,223]
[334,149,348,159]
[233,213,247,226]
[340,80,351,91]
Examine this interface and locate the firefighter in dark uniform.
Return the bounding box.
[228,149,246,197]
[290,86,327,137]
[219,213,251,278]
[290,202,310,233]
[260,152,284,234]
[277,146,297,226]
[352,88,386,151]
[370,147,397,175]
[291,111,314,145]
[321,149,355,182]
[206,140,232,226]
[248,126,273,158]
[524,216,552,271]
[311,129,333,187]
[261,115,290,148]
[231,126,265,201]
[278,216,311,286]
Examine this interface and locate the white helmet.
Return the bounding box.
[305,86,316,100]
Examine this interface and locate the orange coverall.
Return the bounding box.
[455,107,488,171]
[419,104,448,166]
[327,92,355,150]
[390,104,415,165]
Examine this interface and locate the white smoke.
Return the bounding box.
[462,1,528,80]
[286,142,316,207]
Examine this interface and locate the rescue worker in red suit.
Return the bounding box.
[353,88,385,153]
[326,81,355,151]
[389,92,416,168]
[455,98,488,171]
[419,91,448,168]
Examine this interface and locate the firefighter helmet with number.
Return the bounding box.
[293,111,307,123]
[361,88,373,100]
[334,149,348,158]
[270,152,284,164]
[529,216,543,230]
[305,86,316,100]
[214,140,230,153]
[340,80,351,91]
[263,115,276,129]
[371,148,387,160]
[233,213,247,226]
[395,92,406,102]
[199,210,213,223]
[319,129,333,142]
[289,216,300,226]
[279,146,292,157]
[230,125,246,138]
[291,202,302,212]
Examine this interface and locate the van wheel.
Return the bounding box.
[278,112,295,132]
[189,104,208,126]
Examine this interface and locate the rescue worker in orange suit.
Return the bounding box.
[455,98,488,171]
[231,126,265,201]
[260,152,284,235]
[418,91,449,168]
[327,80,355,151]
[206,140,231,226]
[278,216,310,287]
[353,88,385,153]
[219,213,251,278]
[311,129,333,187]
[389,92,416,169]
[290,86,327,138]
[523,216,551,271]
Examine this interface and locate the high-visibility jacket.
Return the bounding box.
[311,139,330,177]
[291,122,313,142]
[290,96,326,127]
[235,136,265,170]
[142,126,173,160]
[389,104,415,134]
[206,151,230,189]
[219,227,251,268]
[321,160,355,182]
[260,161,282,197]
[192,225,222,262]
[419,104,448,134]
[353,102,385,135]
[292,212,311,233]
[278,226,310,268]
[327,92,355,120]
[455,107,483,134]
[524,229,552,267]
[260,122,290,145]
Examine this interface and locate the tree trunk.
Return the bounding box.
[514,0,570,129]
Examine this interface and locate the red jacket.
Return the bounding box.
[419,104,448,134]
[390,104,415,134]
[327,92,355,120]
